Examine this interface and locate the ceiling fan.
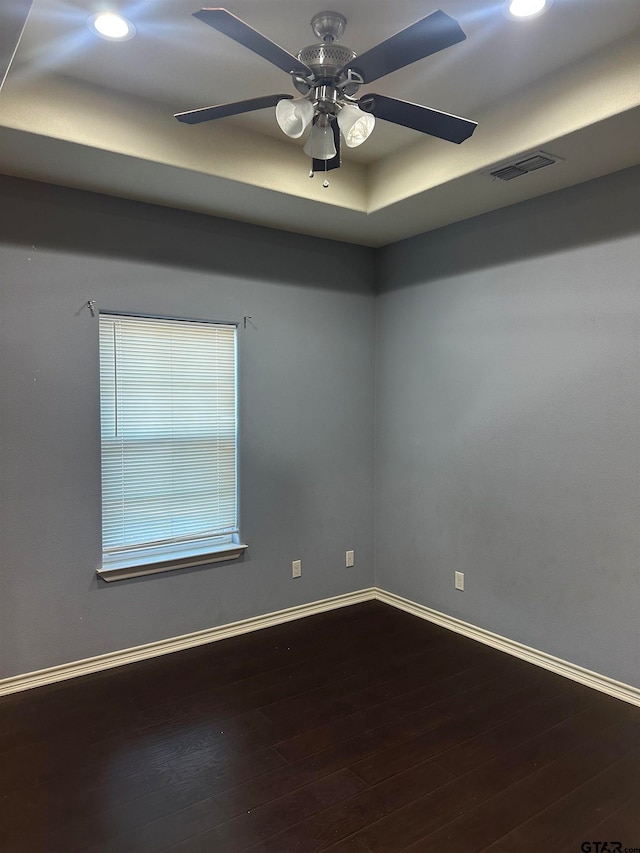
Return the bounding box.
[175,8,477,181]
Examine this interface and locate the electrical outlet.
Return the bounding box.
[455,571,464,591]
[292,560,302,578]
[345,550,355,568]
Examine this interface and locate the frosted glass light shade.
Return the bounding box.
[337,105,375,147]
[303,121,337,160]
[276,98,314,138]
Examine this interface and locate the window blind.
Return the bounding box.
[99,314,238,565]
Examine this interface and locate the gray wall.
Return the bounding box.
[375,168,640,686]
[0,177,376,678]
[1,168,638,687]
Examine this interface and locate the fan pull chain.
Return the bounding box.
[307,163,328,187]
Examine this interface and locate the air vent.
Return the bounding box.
[487,151,563,181]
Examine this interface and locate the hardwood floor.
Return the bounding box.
[1,601,638,852]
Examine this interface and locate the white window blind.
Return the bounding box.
[99,314,238,569]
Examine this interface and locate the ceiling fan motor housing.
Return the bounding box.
[295,43,358,92]
[293,11,360,98]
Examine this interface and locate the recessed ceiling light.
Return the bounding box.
[88,12,136,41]
[505,0,552,19]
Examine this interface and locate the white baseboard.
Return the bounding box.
[375,588,640,707]
[0,588,376,697]
[1,586,638,707]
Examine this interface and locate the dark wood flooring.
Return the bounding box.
[1,601,638,852]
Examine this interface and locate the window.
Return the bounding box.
[97,313,246,581]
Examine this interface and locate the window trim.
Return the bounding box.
[96,535,248,582]
[96,311,246,582]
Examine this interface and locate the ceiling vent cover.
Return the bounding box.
[488,151,562,181]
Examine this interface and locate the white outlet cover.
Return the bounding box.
[292,560,301,578]
[455,571,465,591]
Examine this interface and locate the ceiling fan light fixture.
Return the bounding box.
[337,104,375,148]
[505,0,552,19]
[275,97,314,138]
[88,12,136,40]
[178,8,478,176]
[303,117,337,160]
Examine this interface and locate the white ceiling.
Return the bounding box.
[0,0,639,245]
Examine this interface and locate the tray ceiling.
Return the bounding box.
[1,0,638,245]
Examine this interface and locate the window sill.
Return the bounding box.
[96,540,248,582]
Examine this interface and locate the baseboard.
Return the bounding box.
[0,588,377,696]
[2,585,638,706]
[375,588,640,707]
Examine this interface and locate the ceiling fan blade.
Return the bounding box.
[175,94,293,124]
[339,10,466,84]
[358,94,477,144]
[194,8,313,78]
